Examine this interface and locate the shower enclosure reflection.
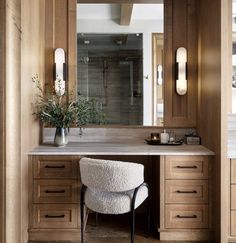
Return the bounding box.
[77,3,164,126]
[78,34,143,125]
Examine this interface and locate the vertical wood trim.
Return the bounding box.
[5,0,21,242]
[221,0,232,242]
[164,0,197,127]
[0,1,6,242]
[197,0,222,242]
[68,0,77,99]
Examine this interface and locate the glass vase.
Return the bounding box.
[54,127,68,147]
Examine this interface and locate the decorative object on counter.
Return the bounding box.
[185,130,201,145]
[32,75,106,146]
[176,47,187,95]
[54,127,68,146]
[160,129,170,144]
[145,139,182,146]
[151,132,160,141]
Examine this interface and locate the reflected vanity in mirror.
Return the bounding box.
[77,2,164,126]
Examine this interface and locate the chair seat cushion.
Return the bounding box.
[84,185,148,214]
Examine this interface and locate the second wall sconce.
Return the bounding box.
[54,48,66,96]
[157,64,163,85]
[176,47,187,95]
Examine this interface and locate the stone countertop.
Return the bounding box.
[28,142,215,156]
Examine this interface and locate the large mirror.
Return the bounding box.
[77,2,164,126]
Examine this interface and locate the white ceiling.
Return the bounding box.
[77,4,163,20]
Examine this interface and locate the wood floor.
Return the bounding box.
[29,214,212,243]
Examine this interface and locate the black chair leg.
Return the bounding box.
[95,212,99,226]
[131,208,135,243]
[147,204,151,234]
[80,185,87,243]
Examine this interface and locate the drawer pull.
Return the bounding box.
[45,165,65,169]
[176,214,197,219]
[176,190,197,194]
[45,190,65,194]
[176,165,197,169]
[45,214,65,218]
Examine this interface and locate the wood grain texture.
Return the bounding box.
[159,155,212,241]
[21,1,46,242]
[0,1,6,242]
[5,1,21,243]
[197,0,225,242]
[222,0,234,242]
[120,4,133,26]
[45,0,77,99]
[164,0,197,127]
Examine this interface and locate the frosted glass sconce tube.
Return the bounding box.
[157,64,163,85]
[176,47,187,95]
[54,48,66,96]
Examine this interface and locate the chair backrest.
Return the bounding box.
[79,157,144,192]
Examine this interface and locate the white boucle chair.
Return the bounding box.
[79,157,149,243]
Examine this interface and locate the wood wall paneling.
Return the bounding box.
[164,0,197,127]
[197,0,223,242]
[21,0,46,242]
[5,1,21,243]
[0,1,6,243]
[221,0,234,242]
[45,0,77,99]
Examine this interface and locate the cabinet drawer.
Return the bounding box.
[33,156,78,179]
[231,185,236,210]
[165,205,208,229]
[33,179,80,204]
[165,180,208,204]
[165,156,208,179]
[231,211,236,235]
[231,159,236,184]
[32,204,79,229]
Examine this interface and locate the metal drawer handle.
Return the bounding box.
[176,190,197,194]
[45,214,65,218]
[45,190,65,194]
[176,165,197,169]
[176,215,197,219]
[45,165,65,169]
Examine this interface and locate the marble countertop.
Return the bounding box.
[29,142,215,156]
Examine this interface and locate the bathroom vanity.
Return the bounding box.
[28,142,214,241]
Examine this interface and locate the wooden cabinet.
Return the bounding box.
[231,159,236,236]
[28,155,81,241]
[159,155,213,241]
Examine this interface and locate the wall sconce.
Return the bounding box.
[54,48,66,96]
[157,64,163,85]
[176,47,187,95]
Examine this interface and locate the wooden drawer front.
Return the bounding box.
[165,180,208,204]
[231,185,236,210]
[165,205,208,229]
[231,159,236,184]
[32,204,78,229]
[231,211,236,235]
[33,156,78,179]
[33,180,80,204]
[165,156,208,179]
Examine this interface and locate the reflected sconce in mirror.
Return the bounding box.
[54,48,66,96]
[176,47,187,95]
[157,64,163,85]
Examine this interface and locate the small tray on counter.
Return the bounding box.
[145,139,183,146]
